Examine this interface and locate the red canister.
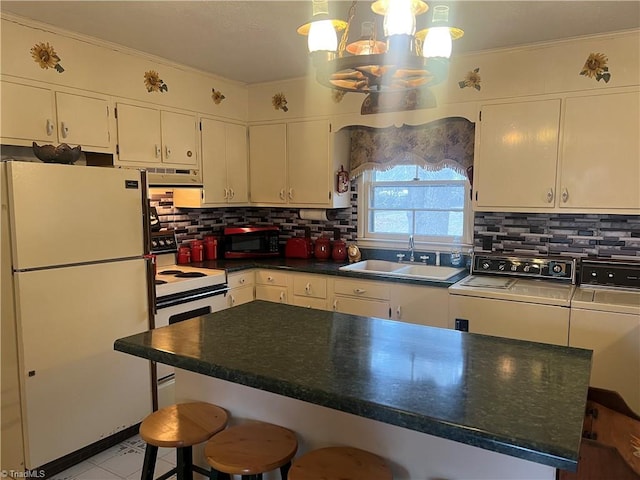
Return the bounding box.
[177,246,191,264]
[190,240,204,262]
[204,236,218,260]
[332,240,347,262]
[314,236,331,260]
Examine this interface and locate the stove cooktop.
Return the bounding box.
[155,264,226,297]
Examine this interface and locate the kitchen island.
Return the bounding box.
[114,301,592,479]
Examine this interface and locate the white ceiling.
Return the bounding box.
[2,1,639,85]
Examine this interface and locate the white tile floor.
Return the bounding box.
[50,435,179,480]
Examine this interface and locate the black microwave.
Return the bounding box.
[223,226,280,259]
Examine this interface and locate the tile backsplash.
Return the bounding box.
[151,188,639,260]
[474,212,640,259]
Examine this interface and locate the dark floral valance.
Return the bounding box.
[349,117,475,181]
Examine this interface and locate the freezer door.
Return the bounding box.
[13,259,152,468]
[6,161,145,270]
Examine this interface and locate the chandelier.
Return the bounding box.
[297,0,463,94]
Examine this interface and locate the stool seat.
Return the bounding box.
[140,401,228,448]
[205,421,298,476]
[288,446,393,480]
[139,402,228,480]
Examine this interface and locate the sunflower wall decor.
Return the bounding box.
[30,42,64,73]
[272,92,289,112]
[580,53,611,83]
[211,88,226,104]
[143,70,168,93]
[458,68,481,91]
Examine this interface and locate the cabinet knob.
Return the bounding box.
[546,188,554,203]
[305,282,311,294]
[288,188,293,200]
[354,288,366,294]
[279,189,286,200]
[267,276,274,282]
[223,188,229,199]
[396,306,402,318]
[561,188,569,203]
[154,145,161,158]
[279,291,285,302]
[229,188,234,199]
[230,295,235,306]
[333,299,338,310]
[60,121,69,138]
[239,278,245,285]
[46,119,54,136]
[165,145,172,158]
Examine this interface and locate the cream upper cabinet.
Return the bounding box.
[1,80,111,151]
[559,91,640,211]
[249,120,350,208]
[116,103,198,168]
[475,91,640,213]
[249,123,287,204]
[475,99,561,210]
[175,119,248,207]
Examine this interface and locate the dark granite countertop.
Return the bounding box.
[115,301,591,471]
[191,257,469,288]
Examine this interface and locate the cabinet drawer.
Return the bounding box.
[292,296,328,310]
[228,271,255,289]
[333,278,390,300]
[255,270,289,287]
[292,274,327,299]
[255,285,288,303]
[333,297,390,319]
[227,285,254,308]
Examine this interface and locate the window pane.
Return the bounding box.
[371,186,409,208]
[415,211,464,236]
[370,210,413,234]
[373,185,465,209]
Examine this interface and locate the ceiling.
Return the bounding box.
[2,1,639,85]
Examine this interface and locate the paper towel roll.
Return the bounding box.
[299,209,338,221]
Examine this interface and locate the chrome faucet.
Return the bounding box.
[408,235,415,262]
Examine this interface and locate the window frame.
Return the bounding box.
[356,167,474,250]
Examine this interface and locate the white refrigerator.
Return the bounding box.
[1,161,153,471]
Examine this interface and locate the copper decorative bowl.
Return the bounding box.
[32,142,82,164]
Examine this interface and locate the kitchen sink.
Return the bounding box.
[339,260,466,281]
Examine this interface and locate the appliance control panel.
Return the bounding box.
[150,231,178,254]
[472,254,576,283]
[579,260,640,289]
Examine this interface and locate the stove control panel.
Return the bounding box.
[580,260,640,289]
[151,231,178,254]
[472,254,576,283]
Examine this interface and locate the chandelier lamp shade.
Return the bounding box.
[297,0,464,94]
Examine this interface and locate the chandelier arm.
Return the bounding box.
[338,0,358,58]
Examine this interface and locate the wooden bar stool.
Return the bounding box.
[139,402,228,480]
[288,446,393,480]
[204,421,298,480]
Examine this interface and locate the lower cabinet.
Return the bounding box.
[332,278,391,319]
[226,270,255,308]
[255,269,290,304]
[391,284,449,328]
[291,273,328,310]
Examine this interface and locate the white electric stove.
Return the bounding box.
[150,230,228,408]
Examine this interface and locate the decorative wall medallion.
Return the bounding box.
[143,70,168,93]
[458,68,481,91]
[272,92,289,112]
[30,42,64,73]
[211,88,226,104]
[360,89,436,115]
[580,53,611,83]
[332,89,346,103]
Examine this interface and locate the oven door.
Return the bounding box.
[153,291,227,408]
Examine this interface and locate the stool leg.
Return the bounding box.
[176,446,193,480]
[208,469,231,480]
[141,444,158,480]
[280,461,291,479]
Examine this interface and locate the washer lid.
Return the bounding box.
[572,287,640,315]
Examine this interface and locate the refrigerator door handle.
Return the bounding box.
[145,256,157,324]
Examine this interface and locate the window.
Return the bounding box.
[359,165,472,245]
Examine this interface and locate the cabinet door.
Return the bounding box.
[227,285,255,308]
[333,296,390,319]
[476,100,561,209]
[201,118,228,204]
[255,285,289,304]
[287,120,330,205]
[559,91,640,210]
[161,111,197,166]
[226,123,249,204]
[391,284,449,328]
[55,92,110,149]
[0,81,55,144]
[116,103,161,164]
[249,124,287,204]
